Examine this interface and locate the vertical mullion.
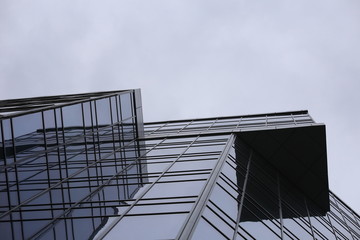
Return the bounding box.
[0,120,15,239]
[305,198,322,240]
[81,102,96,233]
[110,96,121,202]
[54,108,69,240]
[60,108,75,240]
[41,110,56,239]
[118,95,130,199]
[277,174,284,240]
[177,134,235,240]
[10,118,25,240]
[232,148,252,240]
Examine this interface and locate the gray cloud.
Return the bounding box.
[1,0,360,212]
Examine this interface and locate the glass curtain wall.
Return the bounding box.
[0,90,145,239]
[1,90,359,240]
[191,137,360,240]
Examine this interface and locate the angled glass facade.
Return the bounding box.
[0,89,359,239]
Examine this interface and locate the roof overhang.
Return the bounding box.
[237,124,329,215]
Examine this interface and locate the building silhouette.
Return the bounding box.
[0,89,359,239]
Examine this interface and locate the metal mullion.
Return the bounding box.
[89,100,101,190]
[177,134,235,240]
[113,95,123,201]
[81,102,97,233]
[307,201,334,239]
[54,108,69,240]
[0,120,15,239]
[233,149,252,240]
[116,95,128,199]
[277,174,285,240]
[10,118,26,240]
[41,110,57,239]
[60,107,76,240]
[108,97,122,203]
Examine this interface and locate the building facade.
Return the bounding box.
[0,89,359,239]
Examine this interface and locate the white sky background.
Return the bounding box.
[1,0,359,213]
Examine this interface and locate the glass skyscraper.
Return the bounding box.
[0,89,359,239]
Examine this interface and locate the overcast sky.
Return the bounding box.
[1,0,359,213]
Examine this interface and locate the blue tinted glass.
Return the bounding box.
[120,93,133,121]
[105,214,187,240]
[192,217,228,240]
[12,112,43,138]
[110,96,118,124]
[2,120,15,167]
[62,103,83,129]
[62,103,83,141]
[12,113,45,161]
[95,98,111,126]
[0,122,4,162]
[82,101,93,128]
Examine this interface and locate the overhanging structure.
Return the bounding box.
[0,90,359,240]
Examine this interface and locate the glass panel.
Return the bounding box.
[202,207,235,238]
[239,218,281,240]
[104,214,187,240]
[12,113,44,161]
[43,110,57,146]
[62,103,83,140]
[82,101,93,129]
[95,98,112,126]
[12,112,43,138]
[208,184,238,222]
[144,181,206,198]
[192,217,228,240]
[0,121,4,163]
[128,202,192,214]
[169,159,217,172]
[2,119,14,164]
[120,93,133,121]
[310,216,337,240]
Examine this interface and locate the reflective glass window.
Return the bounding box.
[144,180,206,198]
[192,217,228,240]
[95,97,112,126]
[104,214,187,240]
[120,93,133,121]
